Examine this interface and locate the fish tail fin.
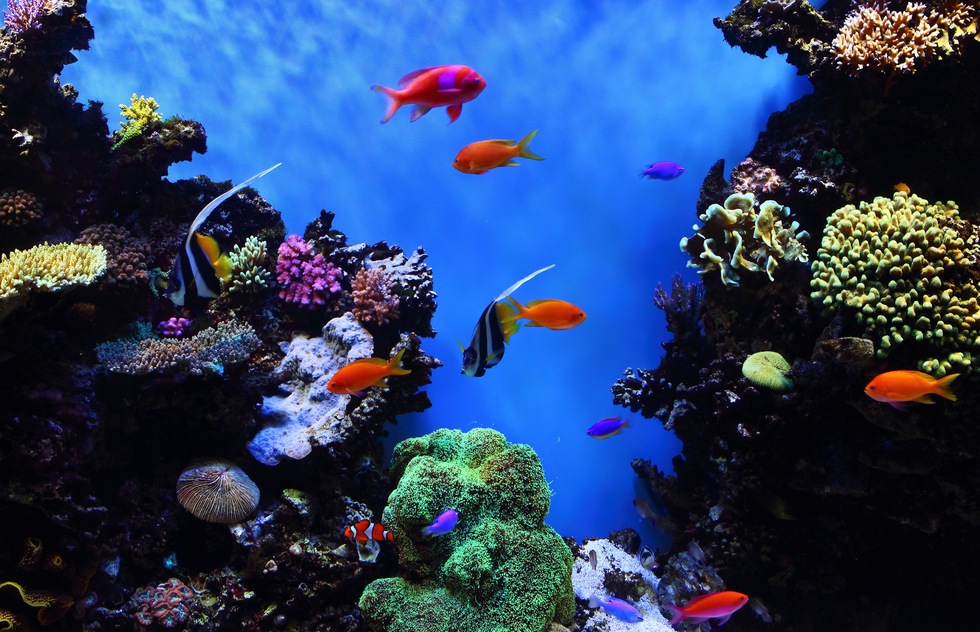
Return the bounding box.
[665,605,685,625]
[588,595,599,609]
[516,129,544,161]
[932,373,959,401]
[387,347,412,376]
[500,295,526,323]
[371,85,401,123]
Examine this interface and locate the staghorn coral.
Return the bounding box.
[810,190,980,375]
[112,93,162,149]
[74,223,151,289]
[276,234,342,308]
[226,235,272,294]
[832,1,979,76]
[680,192,810,288]
[0,242,107,315]
[352,266,400,326]
[359,427,575,632]
[0,189,41,227]
[95,318,260,376]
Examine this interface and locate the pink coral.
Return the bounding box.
[157,317,191,337]
[275,234,342,308]
[352,267,400,326]
[131,577,195,629]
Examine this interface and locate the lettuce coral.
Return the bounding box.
[810,191,980,375]
[359,427,574,632]
[680,192,809,287]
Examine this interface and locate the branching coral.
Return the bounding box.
[226,235,272,294]
[352,267,400,326]
[276,234,342,307]
[680,192,810,287]
[2,0,44,35]
[0,243,107,317]
[810,191,980,375]
[0,189,41,227]
[832,1,979,76]
[95,319,260,376]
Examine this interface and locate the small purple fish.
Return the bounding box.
[641,161,684,180]
[586,417,628,439]
[421,509,459,536]
[589,595,643,623]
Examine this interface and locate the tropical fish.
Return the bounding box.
[344,519,394,545]
[687,540,706,564]
[894,182,911,194]
[453,130,544,174]
[641,161,684,180]
[664,591,750,626]
[586,417,628,439]
[167,163,281,306]
[462,264,555,377]
[748,597,773,625]
[589,596,643,623]
[639,545,657,571]
[421,509,459,536]
[589,549,598,570]
[327,348,411,396]
[501,296,586,330]
[633,498,680,534]
[371,65,486,124]
[864,370,959,409]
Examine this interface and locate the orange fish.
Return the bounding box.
[664,591,750,626]
[453,130,544,175]
[864,370,959,409]
[327,348,411,396]
[371,65,486,124]
[894,182,911,194]
[500,295,586,330]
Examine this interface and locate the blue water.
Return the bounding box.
[62,1,810,543]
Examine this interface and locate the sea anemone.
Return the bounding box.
[741,351,793,392]
[175,458,260,523]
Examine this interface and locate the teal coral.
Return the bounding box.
[680,192,809,287]
[226,236,272,294]
[359,428,575,632]
[810,191,980,376]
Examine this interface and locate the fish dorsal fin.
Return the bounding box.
[398,66,440,86]
[525,299,556,307]
[486,139,517,146]
[359,357,390,366]
[492,264,555,303]
[185,163,281,247]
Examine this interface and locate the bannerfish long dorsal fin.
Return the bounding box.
[183,162,282,247]
[491,264,555,303]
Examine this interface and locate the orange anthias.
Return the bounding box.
[371,65,486,123]
[664,590,749,626]
[327,348,411,396]
[864,370,959,409]
[501,296,586,330]
[453,130,544,175]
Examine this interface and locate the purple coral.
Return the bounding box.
[157,317,191,338]
[276,234,342,308]
[3,0,44,35]
[131,578,194,629]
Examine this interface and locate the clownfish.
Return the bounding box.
[167,163,281,306]
[501,296,586,330]
[864,370,959,409]
[371,65,486,124]
[327,348,411,397]
[453,130,544,175]
[344,519,394,545]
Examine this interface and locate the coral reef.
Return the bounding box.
[0,189,41,227]
[276,233,343,308]
[352,267,400,326]
[226,235,272,294]
[74,223,152,290]
[359,428,575,632]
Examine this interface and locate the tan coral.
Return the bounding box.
[0,243,107,304]
[0,190,42,227]
[352,267,400,325]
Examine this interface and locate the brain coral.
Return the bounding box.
[810,191,980,376]
[680,192,809,287]
[359,427,575,632]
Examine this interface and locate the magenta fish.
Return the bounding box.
[586,417,628,439]
[421,509,459,536]
[641,161,684,180]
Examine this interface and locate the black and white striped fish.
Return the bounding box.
[461,264,554,377]
[167,163,281,306]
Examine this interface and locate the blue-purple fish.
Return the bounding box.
[421,509,459,536]
[641,161,684,180]
[586,417,628,439]
[589,595,643,623]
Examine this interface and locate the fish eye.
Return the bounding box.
[869,385,876,390]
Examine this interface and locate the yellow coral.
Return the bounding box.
[118,94,162,133]
[0,242,107,304]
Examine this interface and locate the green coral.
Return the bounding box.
[680,192,810,287]
[359,428,574,632]
[226,236,272,294]
[112,94,163,150]
[810,191,980,376]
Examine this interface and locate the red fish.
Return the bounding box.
[453,130,544,174]
[327,348,411,396]
[864,370,959,409]
[371,65,486,124]
[664,591,749,626]
[344,519,394,544]
[501,296,586,330]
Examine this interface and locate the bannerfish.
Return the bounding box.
[664,591,750,626]
[327,348,411,396]
[167,163,281,306]
[641,161,684,180]
[589,596,643,623]
[589,549,598,571]
[586,417,628,439]
[421,509,459,536]
[639,545,657,570]
[344,519,394,545]
[501,296,586,330]
[453,130,544,175]
[371,65,486,124]
[864,370,959,409]
[462,264,555,377]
